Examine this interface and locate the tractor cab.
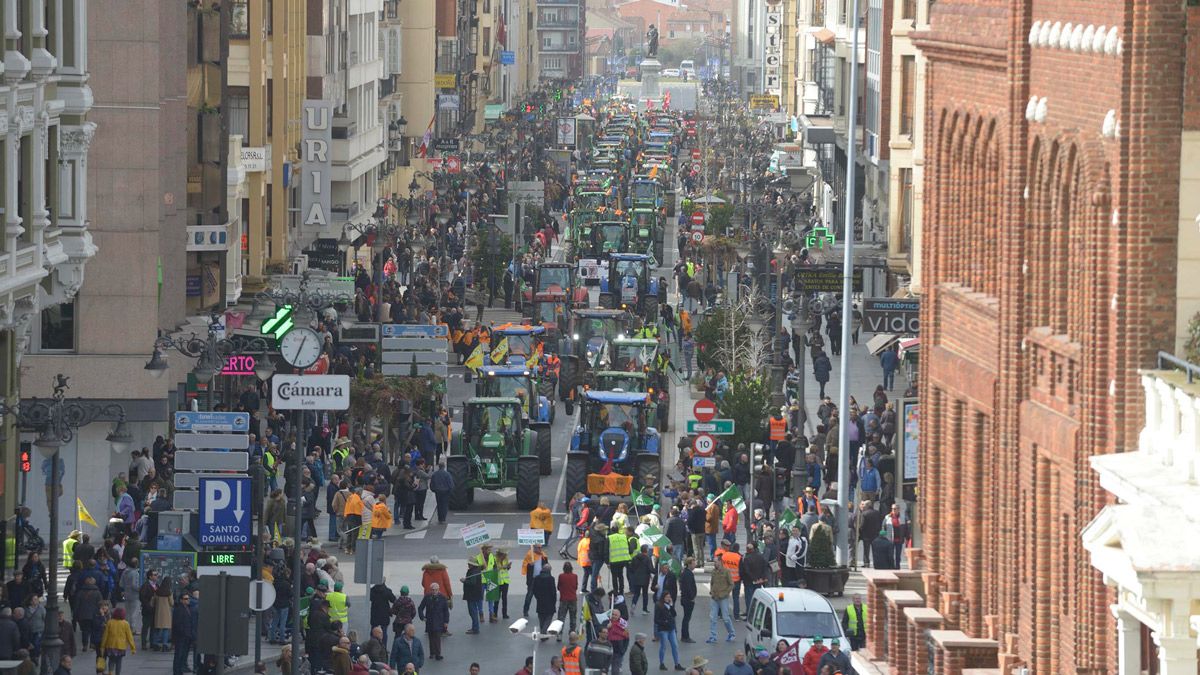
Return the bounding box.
[630,178,665,210]
[565,390,662,499]
[490,324,547,365]
[600,254,660,319]
[629,207,664,262]
[559,309,633,407]
[586,220,630,256]
[476,365,556,430]
[611,337,661,373]
[447,397,543,508]
[594,370,651,394]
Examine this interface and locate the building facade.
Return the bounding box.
[23,0,187,537]
[1084,364,1200,674]
[860,1,1200,673]
[884,0,926,293]
[538,0,585,81]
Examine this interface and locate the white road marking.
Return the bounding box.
[405,529,428,539]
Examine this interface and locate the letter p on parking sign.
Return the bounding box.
[199,476,252,546]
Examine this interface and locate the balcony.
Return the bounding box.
[540,43,580,54]
[331,202,361,225]
[333,120,358,140]
[539,18,579,28]
[537,0,579,5]
[187,223,234,252]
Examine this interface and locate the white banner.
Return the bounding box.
[461,521,491,548]
[271,374,351,410]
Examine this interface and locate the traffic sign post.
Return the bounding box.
[693,433,717,456]
[693,398,717,422]
[173,411,250,433]
[199,477,252,546]
[691,211,705,226]
[686,419,736,435]
[691,231,704,244]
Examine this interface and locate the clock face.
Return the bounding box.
[279,328,323,369]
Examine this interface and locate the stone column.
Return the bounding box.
[1111,606,1141,675]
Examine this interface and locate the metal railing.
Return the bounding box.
[1158,351,1200,384]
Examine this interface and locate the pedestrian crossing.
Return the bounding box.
[402,521,577,540]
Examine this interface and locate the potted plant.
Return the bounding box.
[803,522,850,596]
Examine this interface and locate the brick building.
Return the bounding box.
[860,1,1200,673]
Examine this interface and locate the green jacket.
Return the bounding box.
[709,562,733,599]
[629,641,648,675]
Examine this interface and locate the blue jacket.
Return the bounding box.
[860,467,880,493]
[390,634,426,670]
[880,350,899,372]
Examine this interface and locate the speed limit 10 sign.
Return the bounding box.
[693,433,716,456]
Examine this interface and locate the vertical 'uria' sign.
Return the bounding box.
[301,100,333,228]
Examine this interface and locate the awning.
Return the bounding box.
[898,337,920,358]
[801,115,836,145]
[814,28,836,45]
[867,333,900,356]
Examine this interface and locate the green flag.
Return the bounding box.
[779,509,799,529]
[631,487,655,507]
[666,555,682,575]
[639,525,670,549]
[718,485,742,503]
[483,567,501,602]
[731,496,746,513]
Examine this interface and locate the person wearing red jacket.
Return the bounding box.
[800,636,829,675]
[722,503,739,541]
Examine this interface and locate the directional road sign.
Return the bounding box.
[173,412,250,433]
[198,476,252,546]
[174,433,250,450]
[693,398,717,422]
[174,451,249,472]
[692,433,716,456]
[686,419,736,435]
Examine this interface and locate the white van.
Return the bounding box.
[743,587,851,656]
[679,60,696,78]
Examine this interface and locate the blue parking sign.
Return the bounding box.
[198,477,252,546]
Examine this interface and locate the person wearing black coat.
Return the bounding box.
[171,600,194,675]
[0,610,19,660]
[417,587,449,660]
[739,543,771,611]
[858,504,885,567]
[871,532,896,570]
[651,596,681,670]
[531,567,557,631]
[664,512,688,561]
[678,561,697,643]
[651,563,677,605]
[370,581,398,644]
[626,547,654,613]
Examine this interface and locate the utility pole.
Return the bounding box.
[834,0,861,567]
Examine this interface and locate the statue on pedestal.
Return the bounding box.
[646,25,659,58]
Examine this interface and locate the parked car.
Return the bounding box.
[743,587,851,656]
[662,68,681,77]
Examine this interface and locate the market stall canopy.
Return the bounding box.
[692,195,726,204]
[867,333,900,356]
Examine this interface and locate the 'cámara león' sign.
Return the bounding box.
[271,374,351,410]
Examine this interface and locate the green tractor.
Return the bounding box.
[446,397,541,510]
[629,207,664,264]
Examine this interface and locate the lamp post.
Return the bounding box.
[145,316,276,409]
[1,375,133,675]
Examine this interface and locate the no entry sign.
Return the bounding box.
[693,433,716,456]
[691,211,705,226]
[691,148,701,160]
[693,398,717,422]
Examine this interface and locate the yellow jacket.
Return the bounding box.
[99,618,137,654]
[370,502,393,530]
[530,506,553,531]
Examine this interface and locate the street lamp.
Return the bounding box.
[1,375,132,675]
[145,312,276,407]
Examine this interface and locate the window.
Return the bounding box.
[900,167,913,253]
[899,55,915,135]
[483,27,491,55]
[39,300,76,352]
[228,94,249,139]
[231,0,249,36]
[902,0,917,21]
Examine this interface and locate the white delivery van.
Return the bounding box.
[743,587,851,656]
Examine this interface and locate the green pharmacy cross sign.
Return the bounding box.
[806,226,836,249]
[260,305,295,340]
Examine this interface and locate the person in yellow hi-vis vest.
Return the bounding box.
[62,530,80,569]
[843,594,867,650]
[607,527,632,595]
[327,582,350,626]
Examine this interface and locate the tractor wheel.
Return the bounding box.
[633,452,661,492]
[516,456,540,511]
[564,452,590,508]
[560,359,577,402]
[598,292,614,309]
[534,427,552,476]
[447,456,472,510]
[539,377,555,400]
[644,296,659,324]
[565,397,575,416]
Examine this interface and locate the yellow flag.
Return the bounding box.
[465,344,485,372]
[526,343,544,369]
[649,165,659,179]
[77,498,97,528]
[491,337,509,364]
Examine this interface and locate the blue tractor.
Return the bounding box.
[599,253,660,321]
[475,365,555,475]
[565,390,661,501]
